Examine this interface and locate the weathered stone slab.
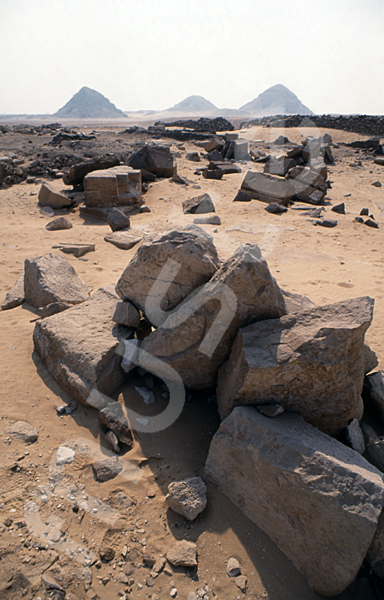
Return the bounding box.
[24,253,90,308]
[1,273,24,310]
[116,226,220,325]
[204,406,384,596]
[104,231,142,250]
[33,288,134,404]
[241,171,295,205]
[38,182,72,208]
[53,243,95,258]
[141,244,286,390]
[84,166,141,207]
[107,207,131,232]
[63,154,120,186]
[217,297,374,435]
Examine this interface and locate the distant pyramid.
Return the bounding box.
[168,95,217,112]
[240,84,313,116]
[54,86,126,118]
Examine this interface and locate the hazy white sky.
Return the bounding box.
[1,0,383,115]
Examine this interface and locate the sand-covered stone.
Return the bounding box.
[38,182,72,208]
[33,288,134,404]
[1,273,25,310]
[24,253,90,309]
[141,244,286,390]
[204,407,384,596]
[217,297,373,435]
[116,226,220,325]
[166,477,207,521]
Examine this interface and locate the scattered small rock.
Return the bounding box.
[365,218,379,228]
[93,456,123,482]
[235,575,247,591]
[182,193,215,214]
[99,546,116,563]
[227,557,241,577]
[53,242,96,258]
[166,477,207,520]
[186,152,201,162]
[372,181,382,187]
[107,207,131,232]
[265,202,287,214]
[7,421,38,443]
[105,430,120,453]
[56,446,75,465]
[360,208,369,216]
[331,203,345,215]
[193,215,221,225]
[355,216,364,223]
[167,540,198,567]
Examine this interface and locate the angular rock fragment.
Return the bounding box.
[286,165,327,203]
[1,273,24,310]
[7,421,38,443]
[233,190,251,202]
[33,288,134,404]
[141,244,286,390]
[116,226,220,325]
[166,477,207,521]
[107,207,131,232]
[235,575,247,591]
[38,182,72,209]
[105,430,120,453]
[331,203,345,215]
[204,407,384,596]
[265,202,287,214]
[217,297,374,435]
[264,157,296,177]
[93,457,122,482]
[186,152,201,162]
[63,155,120,186]
[129,145,177,178]
[193,215,221,225]
[241,171,295,205]
[38,301,73,318]
[99,546,115,562]
[112,301,140,328]
[46,217,73,231]
[281,289,315,314]
[99,402,134,447]
[182,193,215,214]
[24,253,90,309]
[104,231,142,250]
[84,166,141,207]
[346,418,365,454]
[167,540,197,567]
[363,343,378,374]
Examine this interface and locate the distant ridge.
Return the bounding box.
[168,95,217,112]
[240,84,313,116]
[54,86,126,119]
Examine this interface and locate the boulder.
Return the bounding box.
[104,231,142,250]
[166,477,207,521]
[38,182,72,209]
[167,540,197,567]
[112,301,140,328]
[141,244,286,390]
[116,226,220,325]
[1,273,25,310]
[63,154,120,186]
[107,207,131,232]
[217,297,374,435]
[83,166,141,207]
[204,407,384,597]
[182,193,215,214]
[24,253,90,309]
[204,138,224,153]
[33,288,134,404]
[46,217,73,231]
[129,145,177,178]
[240,171,295,205]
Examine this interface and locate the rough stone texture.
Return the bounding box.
[84,166,141,207]
[92,457,122,482]
[129,145,177,178]
[182,193,215,214]
[24,253,89,309]
[38,301,73,318]
[1,273,25,310]
[193,215,221,225]
[63,155,120,186]
[227,557,241,577]
[366,371,384,423]
[166,477,207,521]
[7,421,38,443]
[346,418,365,454]
[282,289,315,314]
[116,226,220,325]
[141,244,286,390]
[363,343,379,374]
[99,402,134,447]
[217,297,373,435]
[367,511,384,578]
[241,171,295,205]
[33,288,134,404]
[204,406,384,597]
[112,301,140,328]
[264,157,296,177]
[104,231,142,250]
[107,207,131,232]
[38,182,72,208]
[167,540,197,567]
[46,217,73,231]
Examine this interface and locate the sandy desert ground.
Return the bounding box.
[0,123,383,600]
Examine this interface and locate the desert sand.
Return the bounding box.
[0,123,383,600]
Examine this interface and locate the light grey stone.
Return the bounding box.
[7,421,38,443]
[166,477,207,521]
[38,182,72,208]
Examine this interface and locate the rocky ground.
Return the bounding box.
[0,121,384,600]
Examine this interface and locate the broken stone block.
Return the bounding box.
[264,157,296,177]
[7,421,38,443]
[112,301,140,328]
[193,215,221,225]
[46,217,73,231]
[182,193,215,214]
[33,288,134,404]
[84,166,142,207]
[104,231,142,250]
[286,166,327,204]
[116,226,220,325]
[141,244,286,390]
[129,145,177,178]
[234,141,249,161]
[205,138,224,153]
[166,477,207,521]
[202,169,223,180]
[167,540,197,567]
[241,171,295,205]
[1,273,24,310]
[217,297,374,435]
[38,182,72,209]
[24,253,90,309]
[107,207,131,232]
[208,161,241,174]
[92,457,122,482]
[204,407,384,597]
[63,154,120,186]
[99,401,134,447]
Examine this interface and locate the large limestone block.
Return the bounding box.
[129,145,177,178]
[24,253,90,309]
[240,171,295,205]
[204,407,384,596]
[116,226,220,323]
[217,297,374,435]
[38,182,72,208]
[84,166,141,207]
[63,154,120,186]
[33,288,134,404]
[140,244,286,390]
